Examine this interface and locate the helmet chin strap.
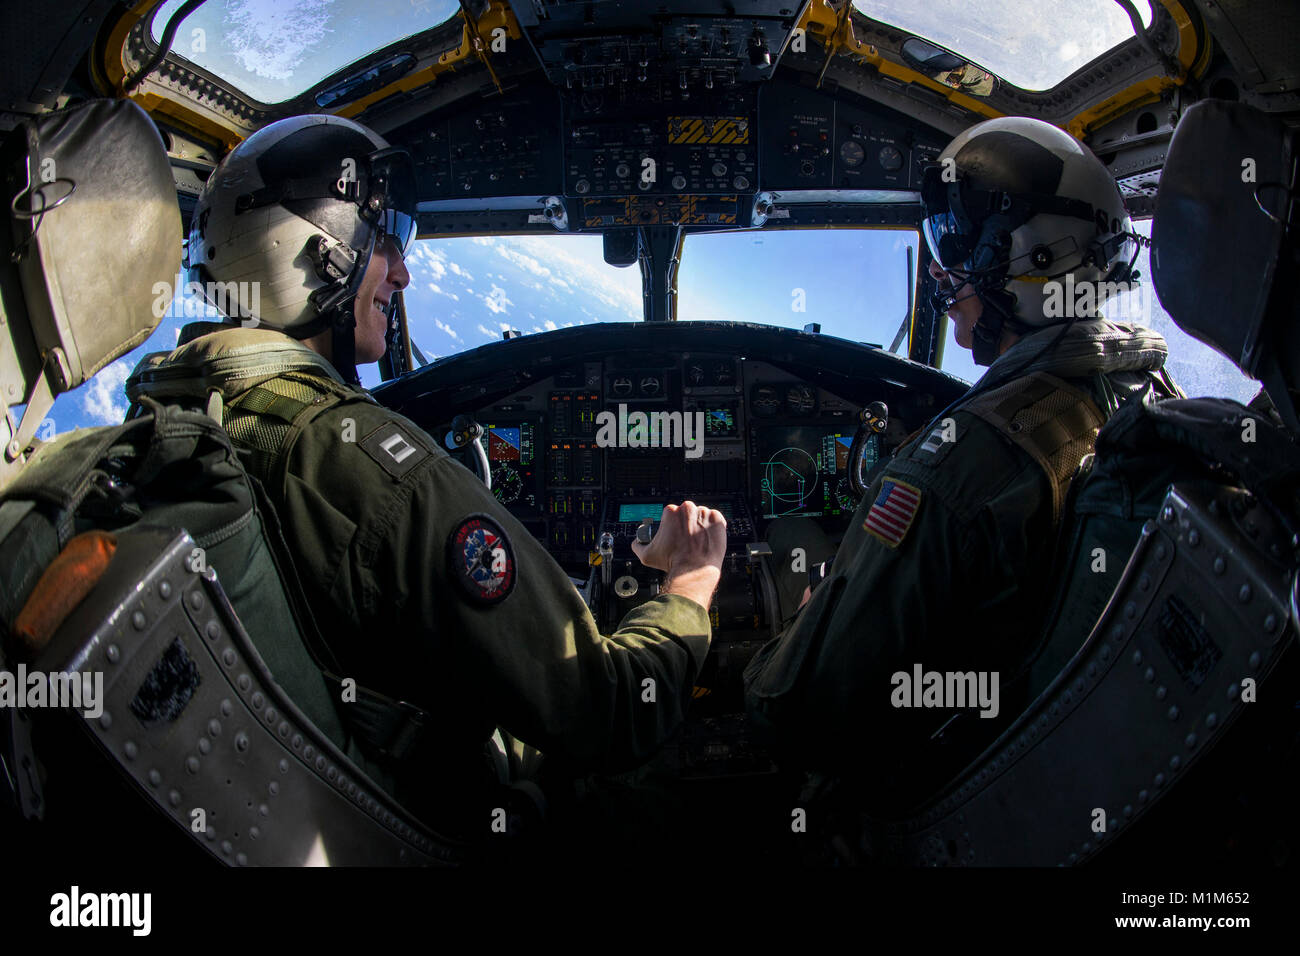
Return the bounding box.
[305,227,381,386]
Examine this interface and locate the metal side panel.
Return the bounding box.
[33,527,465,866]
[880,483,1295,866]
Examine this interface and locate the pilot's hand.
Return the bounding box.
[632,501,726,611]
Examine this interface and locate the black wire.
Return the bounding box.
[123,0,210,94]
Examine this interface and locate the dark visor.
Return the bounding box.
[366,147,418,256]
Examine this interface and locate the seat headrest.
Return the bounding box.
[1,98,180,482]
[1152,99,1300,427]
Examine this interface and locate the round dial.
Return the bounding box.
[752,385,781,418]
[612,376,634,397]
[839,140,865,167]
[711,362,735,385]
[639,375,662,396]
[834,476,856,513]
[878,145,904,172]
[490,463,523,504]
[688,364,706,385]
[786,384,816,415]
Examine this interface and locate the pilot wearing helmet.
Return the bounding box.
[126,114,727,846]
[743,116,1182,825]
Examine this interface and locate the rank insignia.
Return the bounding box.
[447,514,516,605]
[863,477,921,548]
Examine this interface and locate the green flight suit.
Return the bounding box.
[743,319,1179,816]
[134,324,712,836]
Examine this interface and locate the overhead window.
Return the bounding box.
[148,0,460,104]
[852,0,1153,91]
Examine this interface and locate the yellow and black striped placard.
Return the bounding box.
[667,116,750,145]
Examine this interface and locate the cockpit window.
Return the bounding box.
[148,0,460,104]
[851,0,1152,91]
[675,227,920,349]
[385,235,639,387]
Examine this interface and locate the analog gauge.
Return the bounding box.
[839,140,865,168]
[491,463,523,504]
[639,375,662,397]
[786,384,816,415]
[752,384,781,418]
[612,376,634,397]
[878,145,904,172]
[688,364,706,385]
[711,361,735,385]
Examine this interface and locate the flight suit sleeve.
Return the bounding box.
[278,401,712,773]
[743,411,1055,771]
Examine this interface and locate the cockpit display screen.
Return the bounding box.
[755,426,861,519]
[618,499,735,522]
[705,406,737,437]
[482,422,537,509]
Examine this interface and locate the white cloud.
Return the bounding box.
[484,285,513,315]
[434,318,461,341]
[543,319,558,331]
[80,357,132,426]
[225,0,331,82]
[476,323,496,339]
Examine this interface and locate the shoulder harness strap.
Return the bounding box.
[960,371,1106,524]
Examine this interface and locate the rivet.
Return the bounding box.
[1155,544,1166,561]
[1167,704,1178,719]
[206,829,216,842]
[208,719,221,737]
[1100,644,1112,660]
[99,712,112,729]
[1239,584,1252,603]
[222,841,232,855]
[168,790,181,807]
[1154,773,1165,787]
[1144,666,1155,682]
[236,853,247,866]
[269,781,279,797]
[1226,683,1239,699]
[327,767,337,781]
[1122,804,1133,817]
[221,698,233,716]
[235,732,249,752]
[124,741,137,759]
[106,645,120,663]
[1087,662,1098,677]
[1139,789,1149,803]
[1073,678,1084,695]
[159,580,172,599]
[279,759,289,774]
[252,692,265,709]
[222,649,236,667]
[1213,556,1226,575]
[264,707,277,724]
[259,803,269,817]
[1265,614,1277,632]
[185,756,199,774]
[132,611,147,630]
[249,827,260,840]
[237,674,251,692]
[198,738,211,755]
[1139,574,1150,591]
[188,590,204,611]
[292,734,303,749]
[1132,650,1143,666]
[1188,529,1199,547]
[304,745,315,760]
[1049,702,1060,716]
[1155,685,1167,700]
[1169,755,1180,770]
[1249,651,1261,669]
[315,756,326,771]
[278,721,289,738]
[206,621,220,641]
[1205,712,1218,728]
[348,783,358,797]
[1124,602,1137,620]
[148,769,161,787]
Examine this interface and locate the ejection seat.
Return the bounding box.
[837,99,1300,866]
[0,98,462,865]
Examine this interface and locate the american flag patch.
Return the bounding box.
[863,477,921,548]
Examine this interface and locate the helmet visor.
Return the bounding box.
[920,164,975,270]
[366,147,419,257]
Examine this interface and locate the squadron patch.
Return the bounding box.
[863,477,921,548]
[447,514,516,605]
